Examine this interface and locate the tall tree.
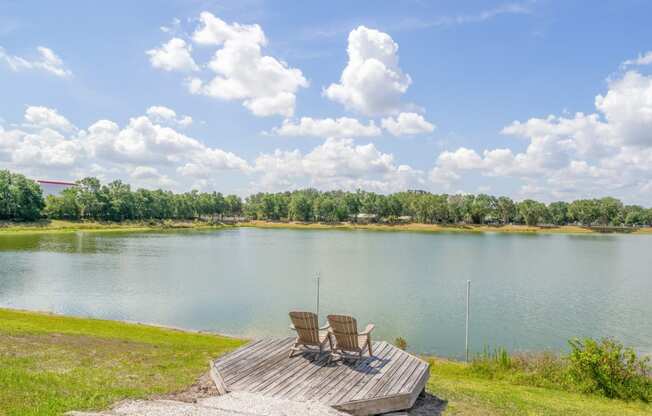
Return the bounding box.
[517,199,547,226]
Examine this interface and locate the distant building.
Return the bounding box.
[355,213,378,223]
[37,180,76,196]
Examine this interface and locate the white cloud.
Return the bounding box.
[254,138,424,191]
[595,71,652,147]
[146,38,198,72]
[192,12,266,46]
[622,51,652,67]
[324,26,411,116]
[24,106,75,132]
[271,116,381,138]
[2,106,428,194]
[151,12,308,117]
[0,106,249,190]
[381,112,435,136]
[428,69,652,203]
[146,105,193,127]
[0,46,71,78]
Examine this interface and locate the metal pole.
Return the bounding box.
[316,273,320,319]
[465,280,471,362]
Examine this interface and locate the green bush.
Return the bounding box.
[471,347,513,377]
[567,337,651,401]
[394,337,408,351]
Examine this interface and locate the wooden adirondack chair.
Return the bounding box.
[327,314,375,361]
[288,311,332,358]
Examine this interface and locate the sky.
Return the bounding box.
[1,0,652,203]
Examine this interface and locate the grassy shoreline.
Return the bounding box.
[1,308,651,415]
[0,219,231,235]
[2,219,651,235]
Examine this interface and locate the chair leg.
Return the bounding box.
[367,337,373,356]
[288,342,299,358]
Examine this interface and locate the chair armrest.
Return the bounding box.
[289,324,296,331]
[360,323,375,335]
[319,323,330,331]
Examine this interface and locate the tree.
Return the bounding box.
[44,188,80,220]
[597,197,623,226]
[447,194,465,223]
[568,199,600,225]
[288,193,312,222]
[548,201,569,225]
[623,205,650,226]
[496,196,516,224]
[76,177,104,220]
[471,194,497,224]
[224,195,242,217]
[0,170,45,221]
[104,180,133,221]
[517,199,547,226]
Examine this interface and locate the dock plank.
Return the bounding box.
[211,337,429,416]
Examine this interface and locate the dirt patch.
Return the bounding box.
[407,392,448,415]
[159,373,448,415]
[156,371,219,402]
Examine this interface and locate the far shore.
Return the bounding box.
[2,218,651,236]
[0,219,232,235]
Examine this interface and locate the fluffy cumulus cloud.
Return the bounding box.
[324,26,412,116]
[146,105,193,127]
[428,69,652,202]
[24,106,76,132]
[148,12,308,117]
[0,46,71,77]
[271,116,381,138]
[253,138,424,191]
[381,112,435,136]
[1,106,426,194]
[0,106,248,190]
[146,38,198,72]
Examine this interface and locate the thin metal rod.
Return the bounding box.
[316,273,320,319]
[465,280,471,362]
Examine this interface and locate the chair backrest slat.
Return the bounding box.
[289,311,320,345]
[327,314,359,351]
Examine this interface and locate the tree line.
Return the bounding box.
[2,170,652,227]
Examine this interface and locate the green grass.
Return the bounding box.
[428,358,652,415]
[0,219,229,235]
[1,309,650,416]
[0,309,245,416]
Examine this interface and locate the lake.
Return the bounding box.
[1,227,651,358]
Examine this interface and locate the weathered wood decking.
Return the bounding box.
[211,337,430,416]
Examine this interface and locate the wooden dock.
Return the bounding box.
[210,337,430,416]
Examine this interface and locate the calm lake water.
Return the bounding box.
[1,227,651,357]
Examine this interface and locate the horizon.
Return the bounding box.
[2,1,652,204]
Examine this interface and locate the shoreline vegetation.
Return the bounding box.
[4,170,652,234]
[1,308,651,416]
[2,218,652,235]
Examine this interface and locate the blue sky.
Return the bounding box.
[1,0,652,203]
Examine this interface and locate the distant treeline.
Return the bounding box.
[2,169,652,227]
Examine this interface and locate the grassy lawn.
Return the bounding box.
[0,309,245,416]
[1,309,650,415]
[428,358,652,415]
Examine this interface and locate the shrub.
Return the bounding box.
[567,337,651,401]
[470,347,513,377]
[394,337,408,351]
